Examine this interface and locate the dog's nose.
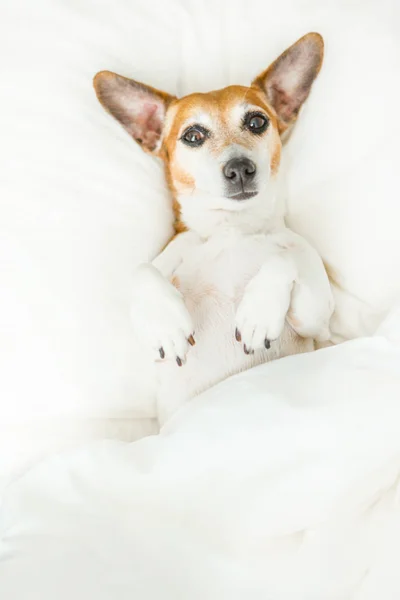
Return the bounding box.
[223,157,256,184]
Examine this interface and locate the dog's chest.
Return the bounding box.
[157,228,312,418]
[172,231,277,306]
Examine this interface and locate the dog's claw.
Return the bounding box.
[235,328,242,342]
[188,334,196,346]
[176,356,183,367]
[159,347,165,359]
[244,344,254,355]
[264,339,271,350]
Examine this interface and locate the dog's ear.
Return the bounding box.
[93,71,176,153]
[252,32,324,134]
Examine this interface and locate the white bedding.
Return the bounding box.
[2,308,400,599]
[2,0,400,594]
[1,0,400,488]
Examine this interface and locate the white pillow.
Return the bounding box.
[2,307,400,599]
[1,0,398,483]
[0,0,179,423]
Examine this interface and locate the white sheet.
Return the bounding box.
[2,308,400,599]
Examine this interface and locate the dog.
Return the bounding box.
[94,32,334,426]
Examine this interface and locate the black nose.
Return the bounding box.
[223,157,256,184]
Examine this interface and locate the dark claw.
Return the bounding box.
[235,328,242,342]
[264,339,271,350]
[159,347,165,359]
[176,356,183,367]
[244,344,253,355]
[188,334,196,346]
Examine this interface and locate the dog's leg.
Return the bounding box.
[235,252,297,352]
[235,231,334,352]
[284,233,334,342]
[130,231,200,365]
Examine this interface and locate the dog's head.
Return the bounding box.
[94,33,323,233]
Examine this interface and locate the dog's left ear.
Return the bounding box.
[93,71,175,154]
[252,32,324,134]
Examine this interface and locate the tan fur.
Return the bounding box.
[163,164,188,233]
[268,126,282,175]
[171,274,181,290]
[170,161,195,193]
[162,86,278,158]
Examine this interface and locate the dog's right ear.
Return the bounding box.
[93,71,175,154]
[252,33,324,134]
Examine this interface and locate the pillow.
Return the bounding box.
[0,0,398,485]
[1,307,400,599]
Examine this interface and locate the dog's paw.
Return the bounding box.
[130,264,195,366]
[235,260,294,354]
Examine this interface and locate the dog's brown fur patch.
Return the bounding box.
[162,86,279,159]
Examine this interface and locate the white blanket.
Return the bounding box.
[2,308,400,599]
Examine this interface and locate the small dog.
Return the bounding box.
[94,32,334,425]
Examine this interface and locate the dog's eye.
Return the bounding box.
[244,112,269,134]
[181,126,209,147]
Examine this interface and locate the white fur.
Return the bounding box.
[130,263,194,362]
[132,183,334,424]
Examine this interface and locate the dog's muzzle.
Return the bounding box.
[223,157,258,201]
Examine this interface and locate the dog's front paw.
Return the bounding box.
[130,264,195,366]
[235,260,294,354]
